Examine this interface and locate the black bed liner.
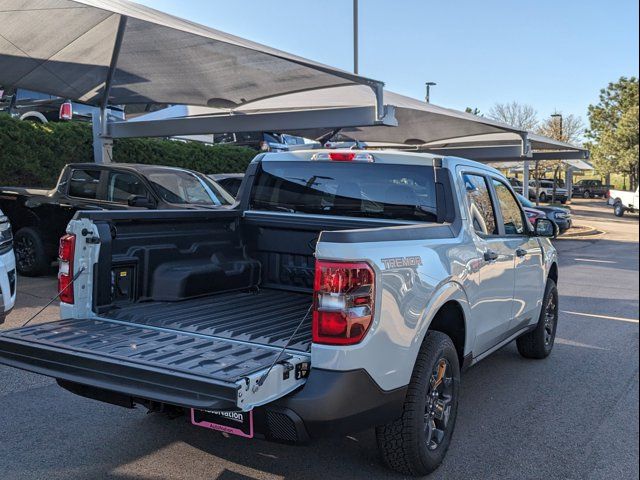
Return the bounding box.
[104,289,312,351]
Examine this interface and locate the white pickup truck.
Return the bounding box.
[0,150,558,476]
[608,187,639,217]
[0,210,16,323]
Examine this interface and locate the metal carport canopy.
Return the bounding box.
[0,0,386,161]
[0,0,383,108]
[110,85,530,146]
[421,132,590,162]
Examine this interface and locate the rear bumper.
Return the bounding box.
[264,368,407,440]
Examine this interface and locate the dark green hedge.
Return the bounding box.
[0,113,257,187]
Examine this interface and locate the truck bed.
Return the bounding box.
[103,289,313,352]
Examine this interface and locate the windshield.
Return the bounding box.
[146,169,233,206]
[250,161,438,222]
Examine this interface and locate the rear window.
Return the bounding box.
[68,169,101,199]
[250,160,437,222]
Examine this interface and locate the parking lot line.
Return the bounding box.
[573,258,618,264]
[562,310,639,324]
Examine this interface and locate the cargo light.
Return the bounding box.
[59,101,73,121]
[58,234,76,304]
[311,151,374,162]
[312,260,375,345]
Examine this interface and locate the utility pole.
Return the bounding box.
[425,82,436,103]
[353,0,358,74]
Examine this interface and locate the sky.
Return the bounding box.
[137,0,639,125]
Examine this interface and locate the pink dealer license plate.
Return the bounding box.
[191,409,254,438]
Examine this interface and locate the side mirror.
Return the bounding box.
[127,195,155,209]
[534,218,557,238]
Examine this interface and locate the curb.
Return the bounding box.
[555,224,606,240]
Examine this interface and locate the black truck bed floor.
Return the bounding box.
[104,289,313,351]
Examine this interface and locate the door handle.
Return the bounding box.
[484,250,499,262]
[516,248,527,258]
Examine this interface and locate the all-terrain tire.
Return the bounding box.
[517,279,558,359]
[14,227,50,276]
[376,331,460,476]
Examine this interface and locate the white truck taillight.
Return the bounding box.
[312,261,375,345]
[58,234,76,304]
[59,101,73,120]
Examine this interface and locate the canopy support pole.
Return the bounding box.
[94,15,127,164]
[520,133,531,198]
[370,83,386,122]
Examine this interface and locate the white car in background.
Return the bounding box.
[0,210,16,324]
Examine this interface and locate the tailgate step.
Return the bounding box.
[0,318,310,411]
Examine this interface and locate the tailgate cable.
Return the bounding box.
[21,267,86,328]
[254,304,312,391]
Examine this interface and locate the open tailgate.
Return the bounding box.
[0,318,310,411]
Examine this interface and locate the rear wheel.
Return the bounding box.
[614,202,625,217]
[517,279,558,359]
[376,331,460,476]
[539,192,548,203]
[583,190,591,199]
[14,227,50,276]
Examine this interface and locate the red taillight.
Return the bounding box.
[58,234,76,304]
[59,101,73,120]
[312,261,375,345]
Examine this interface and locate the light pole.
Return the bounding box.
[353,0,358,74]
[425,82,436,103]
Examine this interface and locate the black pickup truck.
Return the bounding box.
[572,179,611,199]
[0,163,234,276]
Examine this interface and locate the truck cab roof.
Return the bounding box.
[259,149,503,175]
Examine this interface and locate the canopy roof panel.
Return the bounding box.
[0,0,382,107]
[230,85,527,144]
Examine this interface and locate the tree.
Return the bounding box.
[586,77,639,189]
[487,101,538,130]
[536,112,585,203]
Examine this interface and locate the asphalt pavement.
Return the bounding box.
[1,199,638,480]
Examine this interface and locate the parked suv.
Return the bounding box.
[0,87,125,123]
[529,180,568,203]
[0,151,558,476]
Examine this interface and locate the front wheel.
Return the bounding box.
[614,202,625,217]
[517,279,558,359]
[376,331,460,476]
[583,190,591,199]
[539,192,548,203]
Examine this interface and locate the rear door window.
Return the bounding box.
[250,161,438,222]
[491,179,526,235]
[462,173,497,235]
[68,169,102,200]
[106,171,149,203]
